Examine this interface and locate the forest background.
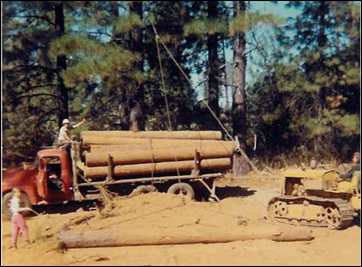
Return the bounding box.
[2,1,360,168]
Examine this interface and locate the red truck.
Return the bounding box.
[2,142,225,218]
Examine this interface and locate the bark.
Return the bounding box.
[81,130,222,140]
[55,2,68,127]
[90,144,185,153]
[314,2,329,159]
[85,142,235,167]
[129,1,145,130]
[83,158,231,178]
[129,101,143,131]
[129,1,143,72]
[82,136,229,146]
[207,1,221,127]
[232,1,250,175]
[232,1,247,143]
[58,227,314,249]
[89,142,231,153]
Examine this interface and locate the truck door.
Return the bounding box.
[36,158,48,199]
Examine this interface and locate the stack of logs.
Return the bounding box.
[81,131,235,179]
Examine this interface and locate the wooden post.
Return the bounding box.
[233,136,259,175]
[71,142,82,201]
[191,150,201,177]
[106,154,114,182]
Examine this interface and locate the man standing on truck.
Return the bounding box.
[57,118,86,148]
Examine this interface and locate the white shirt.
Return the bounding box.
[58,125,72,143]
[9,195,31,216]
[9,196,20,215]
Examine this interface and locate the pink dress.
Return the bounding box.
[10,196,29,246]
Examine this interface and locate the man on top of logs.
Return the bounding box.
[57,118,86,150]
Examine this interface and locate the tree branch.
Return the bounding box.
[14,15,55,26]
[17,92,58,100]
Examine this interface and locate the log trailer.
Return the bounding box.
[2,132,238,219]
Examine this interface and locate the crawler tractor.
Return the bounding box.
[267,168,360,229]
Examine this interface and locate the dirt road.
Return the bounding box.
[1,173,361,266]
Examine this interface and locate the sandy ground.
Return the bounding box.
[1,172,361,266]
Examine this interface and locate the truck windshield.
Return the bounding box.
[43,157,62,192]
[33,157,39,168]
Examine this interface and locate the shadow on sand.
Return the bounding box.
[215,186,256,200]
[32,200,97,216]
[352,214,360,227]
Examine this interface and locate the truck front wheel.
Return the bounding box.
[167,183,195,200]
[2,191,32,220]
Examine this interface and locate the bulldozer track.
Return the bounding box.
[268,195,355,229]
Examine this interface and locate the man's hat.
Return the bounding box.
[62,119,70,125]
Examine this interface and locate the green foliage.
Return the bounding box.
[2,1,360,166]
[113,13,143,34]
[248,1,360,161]
[49,34,138,88]
[184,18,227,37]
[303,118,330,137]
[337,115,360,135]
[229,12,284,36]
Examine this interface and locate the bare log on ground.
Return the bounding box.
[83,158,231,178]
[58,227,314,249]
[86,143,235,167]
[81,131,222,140]
[82,137,228,146]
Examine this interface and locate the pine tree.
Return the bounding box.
[249,1,360,162]
[3,1,89,163]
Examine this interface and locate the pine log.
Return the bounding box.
[90,144,154,153]
[81,130,222,140]
[84,158,231,178]
[82,136,227,146]
[86,143,235,167]
[58,227,314,249]
[90,141,233,153]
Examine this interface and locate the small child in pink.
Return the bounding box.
[9,188,30,249]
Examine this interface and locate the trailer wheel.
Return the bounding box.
[2,191,32,220]
[167,183,195,200]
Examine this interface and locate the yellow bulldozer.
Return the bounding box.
[267,168,360,229]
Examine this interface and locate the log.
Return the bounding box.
[86,143,235,167]
[90,144,156,153]
[90,141,233,153]
[81,130,222,140]
[84,158,231,178]
[58,227,314,249]
[82,136,226,146]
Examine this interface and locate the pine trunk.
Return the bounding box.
[55,3,68,127]
[232,1,250,175]
[83,158,231,178]
[314,1,328,159]
[81,130,222,140]
[129,1,144,131]
[85,143,234,167]
[58,227,313,249]
[207,1,220,128]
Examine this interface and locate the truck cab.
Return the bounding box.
[36,148,73,202]
[2,148,74,218]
